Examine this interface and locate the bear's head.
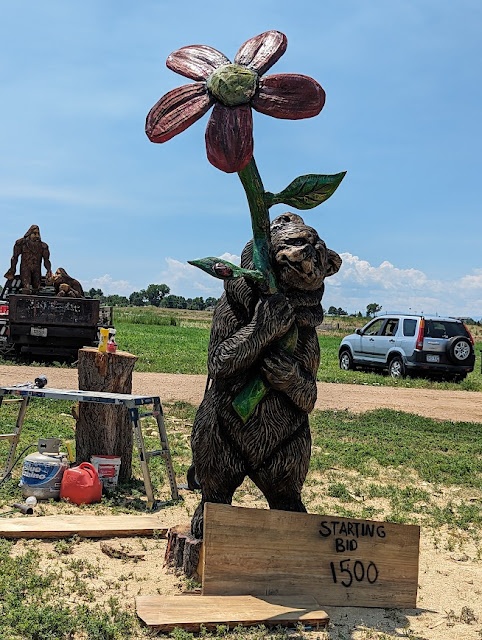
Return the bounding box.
[270,212,342,292]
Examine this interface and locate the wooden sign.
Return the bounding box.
[202,504,419,608]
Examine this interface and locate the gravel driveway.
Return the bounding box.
[1,364,481,423]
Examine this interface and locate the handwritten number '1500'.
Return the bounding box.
[330,559,379,587]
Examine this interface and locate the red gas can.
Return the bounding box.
[60,462,102,505]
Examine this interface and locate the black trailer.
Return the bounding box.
[0,277,111,359]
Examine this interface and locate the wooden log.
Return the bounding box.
[165,524,203,581]
[183,535,203,579]
[173,532,186,569]
[76,347,138,481]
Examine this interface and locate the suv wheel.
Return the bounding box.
[447,336,472,364]
[388,356,405,379]
[339,350,353,371]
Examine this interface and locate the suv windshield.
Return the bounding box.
[424,320,468,339]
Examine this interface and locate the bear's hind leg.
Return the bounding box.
[250,422,311,513]
[191,469,245,539]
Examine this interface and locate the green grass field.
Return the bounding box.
[0,309,480,637]
[2,307,480,391]
[112,308,482,390]
[0,397,480,638]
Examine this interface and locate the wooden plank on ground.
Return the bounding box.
[136,595,329,631]
[202,504,419,609]
[0,515,168,539]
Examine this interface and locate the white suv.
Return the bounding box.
[339,314,475,380]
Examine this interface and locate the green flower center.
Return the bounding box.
[207,64,257,107]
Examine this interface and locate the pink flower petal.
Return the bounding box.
[234,30,287,75]
[205,103,253,173]
[146,83,214,143]
[251,74,325,119]
[167,45,230,81]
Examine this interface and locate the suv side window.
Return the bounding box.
[403,319,417,337]
[382,319,399,336]
[364,319,385,336]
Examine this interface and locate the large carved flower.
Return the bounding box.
[145,30,325,173]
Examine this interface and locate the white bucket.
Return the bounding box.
[90,455,121,491]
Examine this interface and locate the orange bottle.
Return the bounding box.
[60,462,102,505]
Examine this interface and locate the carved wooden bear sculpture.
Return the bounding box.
[190,213,342,538]
[52,268,84,298]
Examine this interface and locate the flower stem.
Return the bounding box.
[238,158,277,294]
[233,157,298,423]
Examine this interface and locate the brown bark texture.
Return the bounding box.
[76,348,138,481]
[165,525,203,581]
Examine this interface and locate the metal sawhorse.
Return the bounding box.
[0,385,179,507]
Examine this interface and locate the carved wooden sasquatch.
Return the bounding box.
[52,268,84,298]
[4,225,52,294]
[190,213,342,538]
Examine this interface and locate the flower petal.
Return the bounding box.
[234,30,287,75]
[146,83,214,143]
[205,103,253,173]
[167,45,230,81]
[251,74,325,119]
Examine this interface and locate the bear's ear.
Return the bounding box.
[325,249,342,277]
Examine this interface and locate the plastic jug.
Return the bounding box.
[60,462,102,505]
[98,327,109,353]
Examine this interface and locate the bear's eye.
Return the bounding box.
[286,238,305,246]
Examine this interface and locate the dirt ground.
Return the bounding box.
[1,364,481,639]
[1,364,481,423]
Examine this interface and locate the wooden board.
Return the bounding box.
[136,595,329,631]
[0,515,167,539]
[202,504,419,609]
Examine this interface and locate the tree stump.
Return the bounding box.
[76,347,138,481]
[165,525,203,582]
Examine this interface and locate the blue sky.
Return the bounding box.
[1,1,481,316]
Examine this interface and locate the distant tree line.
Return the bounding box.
[87,284,219,310]
[327,303,383,318]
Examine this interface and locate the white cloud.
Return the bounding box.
[82,254,481,317]
[219,252,241,266]
[157,258,224,298]
[81,274,132,295]
[325,253,482,317]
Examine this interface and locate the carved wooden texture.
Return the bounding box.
[76,348,138,480]
[190,215,342,539]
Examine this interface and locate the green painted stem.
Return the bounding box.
[232,157,297,422]
[238,158,277,294]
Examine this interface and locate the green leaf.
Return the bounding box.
[232,376,267,423]
[188,257,265,283]
[264,172,346,210]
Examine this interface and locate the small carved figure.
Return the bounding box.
[4,225,52,293]
[190,213,342,538]
[52,268,84,298]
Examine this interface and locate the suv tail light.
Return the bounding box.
[463,322,475,346]
[0,304,8,317]
[416,318,425,351]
